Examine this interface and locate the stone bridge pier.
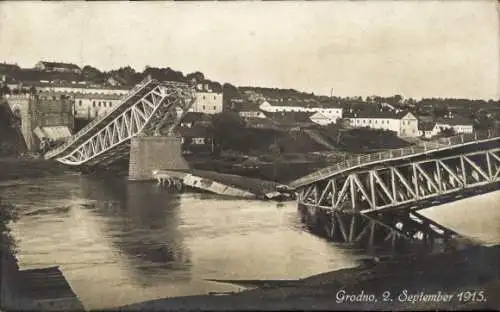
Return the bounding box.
[128,135,189,181]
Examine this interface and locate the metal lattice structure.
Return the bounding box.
[44,78,196,167]
[292,132,500,248]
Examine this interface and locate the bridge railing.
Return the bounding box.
[44,77,155,159]
[291,129,500,188]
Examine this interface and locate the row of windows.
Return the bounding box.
[350,119,415,125]
[351,119,391,125]
[77,99,115,108]
[200,105,217,111]
[201,95,218,100]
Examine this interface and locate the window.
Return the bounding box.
[375,120,378,124]
[363,120,366,124]
[79,100,82,106]
[202,95,206,100]
[213,96,216,100]
[213,106,216,110]
[202,105,206,110]
[93,101,96,107]
[109,101,112,106]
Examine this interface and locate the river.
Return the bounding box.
[0,171,499,310]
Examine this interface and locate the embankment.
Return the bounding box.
[116,244,500,311]
[0,158,68,182]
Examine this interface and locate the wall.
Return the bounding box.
[190,92,223,114]
[74,96,122,119]
[35,85,129,96]
[7,93,74,151]
[349,118,401,135]
[6,95,34,150]
[259,101,343,119]
[128,136,190,180]
[399,114,419,137]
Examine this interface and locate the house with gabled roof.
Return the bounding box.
[435,115,474,134]
[35,61,81,74]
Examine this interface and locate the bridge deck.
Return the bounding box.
[289,130,500,189]
[44,77,156,160]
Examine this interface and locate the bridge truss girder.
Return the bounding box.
[297,147,500,248]
[55,82,195,166]
[298,147,500,214]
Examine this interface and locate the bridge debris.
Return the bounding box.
[152,169,292,200]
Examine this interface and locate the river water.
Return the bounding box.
[1,171,499,310]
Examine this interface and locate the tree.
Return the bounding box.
[81,65,104,83]
[107,66,140,85]
[164,67,185,82]
[186,71,205,84]
[211,112,246,151]
[0,84,10,96]
[143,66,166,81]
[0,199,18,267]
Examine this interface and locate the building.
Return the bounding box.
[236,101,267,119]
[243,117,277,129]
[344,110,419,137]
[32,82,130,96]
[418,122,439,139]
[259,100,343,123]
[73,93,123,120]
[6,92,74,151]
[435,115,474,134]
[310,111,335,126]
[179,112,213,129]
[263,111,315,127]
[190,82,223,114]
[178,126,213,155]
[0,62,20,73]
[35,61,81,74]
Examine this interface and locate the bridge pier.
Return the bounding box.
[128,135,189,181]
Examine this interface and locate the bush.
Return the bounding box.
[0,199,18,258]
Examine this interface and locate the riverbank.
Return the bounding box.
[117,244,500,311]
[0,157,68,182]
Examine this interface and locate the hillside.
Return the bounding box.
[314,126,411,152]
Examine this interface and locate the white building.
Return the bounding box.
[419,122,440,139]
[259,101,343,124]
[239,111,267,118]
[435,116,474,134]
[73,93,123,119]
[310,112,335,126]
[189,82,223,114]
[346,110,419,137]
[33,82,130,96]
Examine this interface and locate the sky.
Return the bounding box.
[0,1,498,100]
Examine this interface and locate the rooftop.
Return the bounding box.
[181,112,213,123]
[73,93,124,100]
[37,61,81,71]
[418,121,436,131]
[263,111,314,124]
[435,115,473,126]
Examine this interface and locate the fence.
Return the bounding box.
[290,129,500,188]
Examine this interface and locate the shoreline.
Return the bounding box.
[116,244,500,311]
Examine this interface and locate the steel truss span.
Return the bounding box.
[44,79,196,167]
[296,143,500,248]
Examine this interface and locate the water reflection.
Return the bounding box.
[77,175,191,285]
